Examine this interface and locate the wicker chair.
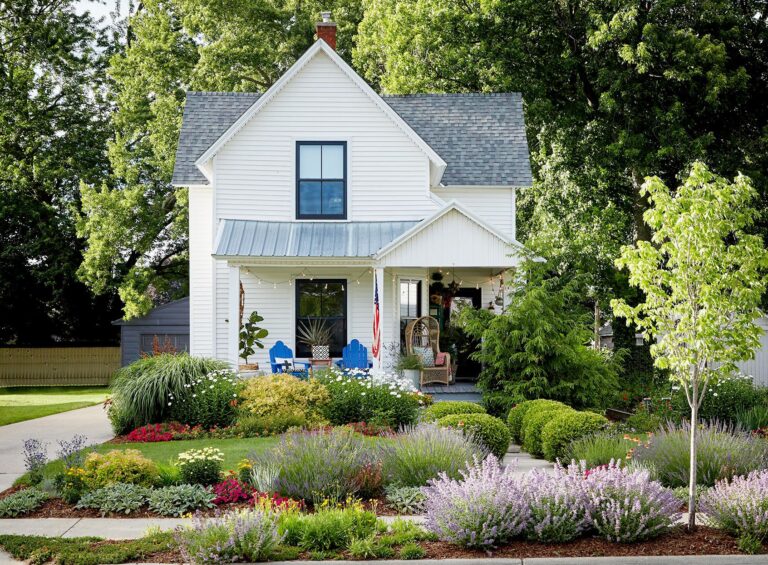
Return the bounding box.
[405,316,452,386]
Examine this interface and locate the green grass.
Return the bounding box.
[0,387,110,426]
[15,436,280,485]
[0,532,175,565]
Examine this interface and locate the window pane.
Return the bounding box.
[299,144,321,178]
[299,282,323,316]
[296,280,346,358]
[299,181,321,216]
[322,144,344,179]
[321,282,345,316]
[400,283,410,317]
[321,181,344,215]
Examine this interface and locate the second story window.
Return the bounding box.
[297,141,346,219]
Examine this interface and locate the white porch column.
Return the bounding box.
[372,267,386,372]
[228,264,240,369]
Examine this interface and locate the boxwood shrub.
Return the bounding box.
[438,413,511,458]
[507,399,569,444]
[522,405,574,457]
[541,410,609,462]
[423,401,486,421]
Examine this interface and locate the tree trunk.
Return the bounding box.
[688,383,698,530]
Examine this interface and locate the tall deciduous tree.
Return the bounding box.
[0,0,119,344]
[77,0,363,318]
[612,162,768,529]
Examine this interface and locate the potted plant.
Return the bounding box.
[397,353,423,388]
[239,311,268,372]
[297,319,332,360]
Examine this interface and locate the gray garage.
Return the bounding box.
[113,298,190,366]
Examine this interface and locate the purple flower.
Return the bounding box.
[22,439,48,474]
[423,455,529,549]
[701,469,768,539]
[57,434,89,469]
[582,461,680,542]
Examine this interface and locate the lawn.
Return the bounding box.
[0,386,110,426]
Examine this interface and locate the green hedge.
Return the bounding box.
[521,406,574,457]
[541,410,609,462]
[438,413,511,458]
[507,399,569,444]
[424,401,486,421]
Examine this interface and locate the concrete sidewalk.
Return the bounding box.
[0,404,113,491]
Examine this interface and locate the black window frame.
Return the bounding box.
[296,141,347,220]
[399,279,422,347]
[295,278,347,358]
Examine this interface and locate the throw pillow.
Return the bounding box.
[414,346,435,368]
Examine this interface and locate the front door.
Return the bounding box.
[445,288,482,381]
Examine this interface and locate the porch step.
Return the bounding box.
[421,382,482,404]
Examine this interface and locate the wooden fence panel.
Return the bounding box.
[0,347,120,387]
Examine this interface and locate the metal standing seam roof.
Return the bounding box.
[214,219,420,258]
[172,91,533,187]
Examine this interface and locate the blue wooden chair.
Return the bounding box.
[269,340,311,377]
[335,339,373,370]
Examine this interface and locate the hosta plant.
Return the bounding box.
[700,469,768,540]
[423,455,529,549]
[582,462,680,542]
[76,483,150,515]
[147,484,215,516]
[521,463,588,543]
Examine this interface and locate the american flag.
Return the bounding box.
[372,276,381,360]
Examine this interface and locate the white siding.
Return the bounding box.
[433,187,516,239]
[215,51,438,223]
[730,318,768,387]
[380,209,520,268]
[189,186,214,356]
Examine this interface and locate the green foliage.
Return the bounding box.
[437,413,511,458]
[670,374,766,425]
[0,489,49,518]
[147,484,215,516]
[239,374,329,426]
[522,405,575,457]
[347,536,393,559]
[423,401,485,421]
[239,310,268,363]
[234,412,309,437]
[541,411,609,462]
[0,533,174,565]
[457,261,619,413]
[399,542,426,560]
[278,505,377,551]
[177,447,223,486]
[566,433,636,468]
[169,369,241,429]
[624,407,664,433]
[738,533,763,555]
[736,405,768,432]
[383,485,426,515]
[80,449,160,489]
[76,483,150,515]
[507,399,568,444]
[110,354,228,433]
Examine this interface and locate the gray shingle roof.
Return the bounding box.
[172,91,532,187]
[214,219,419,258]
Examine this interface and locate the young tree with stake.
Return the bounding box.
[611,162,768,529]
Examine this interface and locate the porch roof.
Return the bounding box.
[214,219,419,259]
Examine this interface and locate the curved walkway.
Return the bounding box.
[0,404,113,491]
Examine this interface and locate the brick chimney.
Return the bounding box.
[315,11,337,50]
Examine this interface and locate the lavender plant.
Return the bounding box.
[700,469,768,540]
[250,428,369,504]
[521,463,588,543]
[423,455,529,549]
[380,423,487,488]
[22,439,48,483]
[634,420,768,487]
[56,434,89,469]
[176,507,284,563]
[583,462,680,542]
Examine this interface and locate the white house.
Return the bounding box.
[171,17,533,374]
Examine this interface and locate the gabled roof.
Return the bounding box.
[214,219,419,259]
[112,297,189,326]
[192,40,446,186]
[172,45,532,187]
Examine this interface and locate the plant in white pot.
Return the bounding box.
[298,319,332,360]
[397,354,423,388]
[239,310,268,372]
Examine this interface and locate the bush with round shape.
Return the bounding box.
[379,423,487,488]
[169,368,241,429]
[507,399,569,444]
[110,353,228,433]
[583,463,680,542]
[177,447,224,486]
[541,410,609,462]
[437,413,511,458]
[79,449,159,489]
[634,420,768,487]
[700,469,768,540]
[670,373,764,424]
[239,374,330,426]
[522,406,574,457]
[423,401,485,421]
[423,455,529,549]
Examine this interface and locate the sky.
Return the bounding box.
[74,0,129,23]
